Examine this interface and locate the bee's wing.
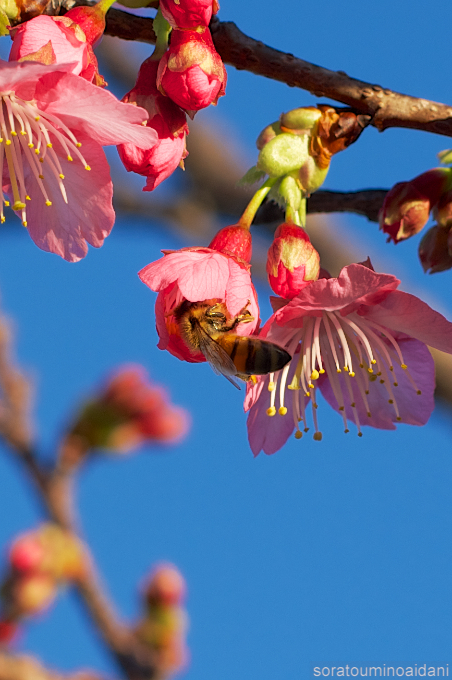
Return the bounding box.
[196,323,242,390]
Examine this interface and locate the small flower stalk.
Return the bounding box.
[136,564,188,675]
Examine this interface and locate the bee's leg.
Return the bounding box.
[235,372,257,383]
[237,300,254,324]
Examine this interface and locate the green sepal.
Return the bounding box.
[0,7,10,35]
[438,149,452,166]
[238,166,267,187]
[116,0,154,7]
[257,133,309,178]
[278,175,302,211]
[267,179,286,209]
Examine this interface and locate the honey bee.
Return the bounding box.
[174,299,292,389]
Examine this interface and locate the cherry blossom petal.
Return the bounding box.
[34,72,157,148]
[247,374,299,456]
[364,290,452,354]
[0,59,75,97]
[319,337,435,430]
[16,135,113,262]
[276,264,400,327]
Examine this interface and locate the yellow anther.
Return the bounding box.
[11,131,17,137]
[5,140,11,146]
[336,368,342,373]
[313,432,323,441]
[59,174,65,179]
[67,155,73,161]
[46,143,52,148]
[35,148,40,154]
[401,363,407,369]
[308,382,314,389]
[294,430,303,440]
[0,216,4,223]
[393,382,398,387]
[417,390,422,395]
[349,371,355,377]
[367,412,371,417]
[389,366,394,371]
[39,158,44,163]
[313,403,318,409]
[28,142,34,148]
[388,399,394,404]
[344,428,349,434]
[350,402,356,408]
[319,368,325,374]
[13,200,25,210]
[371,359,377,364]
[20,130,26,136]
[288,375,300,390]
[278,406,288,416]
[76,142,82,147]
[45,200,52,206]
[268,381,276,391]
[248,375,257,384]
[311,369,320,380]
[396,416,402,421]
[35,116,40,121]
[380,379,385,384]
[359,363,364,368]
[365,390,369,395]
[376,372,382,376]
[266,406,276,417]
[369,375,377,382]
[85,165,91,171]
[0,138,3,142]
[343,365,349,372]
[4,200,9,207]
[305,391,310,397]
[339,406,344,411]
[367,367,374,374]
[358,432,363,437]
[304,427,309,433]
[38,174,44,179]
[22,221,27,227]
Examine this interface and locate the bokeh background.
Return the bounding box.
[0,0,452,676]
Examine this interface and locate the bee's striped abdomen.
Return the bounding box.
[219,336,291,376]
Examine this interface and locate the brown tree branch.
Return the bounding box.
[88,7,452,139]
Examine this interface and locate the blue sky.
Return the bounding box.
[0,1,452,678]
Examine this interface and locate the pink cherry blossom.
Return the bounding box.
[246,262,452,455]
[139,247,259,363]
[117,58,188,191]
[9,15,104,85]
[0,60,157,261]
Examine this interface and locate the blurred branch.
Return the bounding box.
[0,316,159,679]
[0,652,105,680]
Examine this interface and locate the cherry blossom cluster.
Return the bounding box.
[136,564,188,675]
[0,0,226,260]
[139,106,452,455]
[379,157,452,273]
[0,524,87,642]
[62,365,190,460]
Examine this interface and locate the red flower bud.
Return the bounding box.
[418,224,452,274]
[267,223,320,299]
[160,0,219,29]
[118,59,189,191]
[209,224,252,263]
[0,619,18,644]
[145,564,186,606]
[9,535,45,574]
[157,28,226,116]
[379,168,450,243]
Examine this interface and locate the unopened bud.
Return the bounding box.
[0,619,18,644]
[14,574,56,615]
[379,168,451,243]
[145,565,186,606]
[10,535,45,574]
[256,122,281,150]
[267,223,320,298]
[418,224,452,274]
[280,106,322,132]
[257,133,309,178]
[209,224,252,262]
